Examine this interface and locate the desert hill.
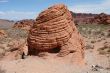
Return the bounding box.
[0,19,15,29]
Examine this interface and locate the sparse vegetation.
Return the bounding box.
[85,44,94,49]
[6,28,28,39]
[97,46,110,55]
[91,40,96,43]
[77,24,110,38]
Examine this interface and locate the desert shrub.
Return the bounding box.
[91,40,96,43]
[101,32,105,36]
[85,44,94,49]
[98,46,110,55]
[107,49,110,52]
[0,37,12,45]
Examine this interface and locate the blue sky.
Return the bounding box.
[0,0,110,20]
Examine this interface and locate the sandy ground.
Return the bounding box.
[0,49,109,73]
[0,38,110,73]
[0,56,87,73]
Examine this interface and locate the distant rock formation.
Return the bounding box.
[13,19,35,30]
[12,12,110,30]
[70,11,98,25]
[0,19,14,28]
[0,19,14,23]
[70,11,110,25]
[94,13,110,24]
[27,4,85,64]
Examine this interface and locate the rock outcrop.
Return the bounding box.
[70,11,98,25]
[0,29,7,38]
[3,39,28,60]
[27,4,85,64]
[70,11,110,25]
[13,19,35,30]
[94,13,110,24]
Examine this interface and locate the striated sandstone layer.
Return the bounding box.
[27,4,85,63]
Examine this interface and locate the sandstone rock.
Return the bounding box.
[0,29,7,38]
[3,40,28,60]
[8,39,28,55]
[94,13,110,24]
[70,11,98,25]
[13,19,35,30]
[70,11,110,25]
[27,4,85,63]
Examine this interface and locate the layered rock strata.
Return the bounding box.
[27,4,85,60]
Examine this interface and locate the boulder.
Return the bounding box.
[27,4,85,64]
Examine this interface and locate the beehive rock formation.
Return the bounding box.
[27,4,85,59]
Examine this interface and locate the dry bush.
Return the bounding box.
[85,44,94,49]
[91,40,96,43]
[97,45,110,55]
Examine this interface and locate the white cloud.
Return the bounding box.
[0,11,5,15]
[0,0,8,3]
[69,0,110,14]
[0,11,37,20]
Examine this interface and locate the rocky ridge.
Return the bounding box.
[71,12,110,25]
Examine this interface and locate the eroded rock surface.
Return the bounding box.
[27,4,85,64]
[0,29,7,38]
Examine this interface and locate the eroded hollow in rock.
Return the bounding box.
[49,46,61,53]
[28,46,61,55]
[28,48,39,55]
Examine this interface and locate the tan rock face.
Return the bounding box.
[0,29,7,38]
[27,4,85,59]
